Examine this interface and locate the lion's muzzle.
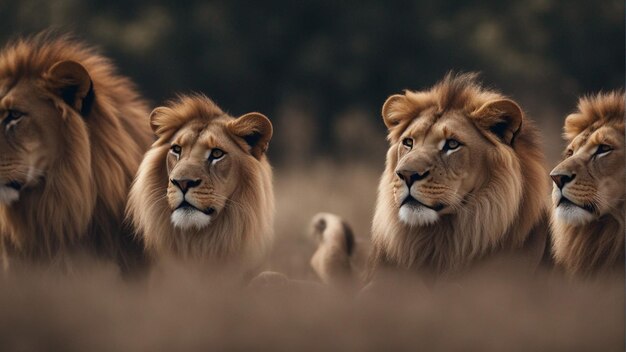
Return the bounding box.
[170,178,202,193]
[550,172,575,190]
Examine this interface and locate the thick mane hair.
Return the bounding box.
[370,72,550,278]
[385,72,505,142]
[563,90,625,140]
[126,95,274,274]
[0,32,152,268]
[552,91,625,277]
[149,93,226,143]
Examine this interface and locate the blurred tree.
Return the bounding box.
[0,0,622,164]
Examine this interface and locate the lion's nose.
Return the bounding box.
[171,178,202,194]
[396,169,430,186]
[550,172,575,189]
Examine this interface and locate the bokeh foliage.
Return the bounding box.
[1,0,623,164]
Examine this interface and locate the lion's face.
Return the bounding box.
[550,122,624,225]
[127,95,274,267]
[392,109,493,226]
[0,60,92,205]
[0,81,62,205]
[147,99,273,233]
[383,93,523,228]
[371,73,549,275]
[166,121,245,230]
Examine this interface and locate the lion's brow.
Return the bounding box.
[177,131,200,146]
[197,128,223,148]
[588,128,620,147]
[407,114,435,137]
[574,130,592,145]
[0,95,14,112]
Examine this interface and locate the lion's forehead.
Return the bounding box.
[403,111,475,144]
[0,81,27,108]
[0,80,49,110]
[404,113,436,137]
[173,121,233,149]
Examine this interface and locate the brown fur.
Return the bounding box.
[550,91,625,277]
[0,33,152,270]
[126,95,274,276]
[309,213,356,287]
[370,72,550,279]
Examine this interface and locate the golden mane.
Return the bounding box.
[149,93,226,144]
[385,72,506,142]
[563,90,625,140]
[126,95,274,274]
[0,33,152,269]
[370,72,550,278]
[551,91,625,277]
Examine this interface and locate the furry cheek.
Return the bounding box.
[596,178,624,211]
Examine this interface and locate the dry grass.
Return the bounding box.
[0,162,623,351]
[0,263,622,351]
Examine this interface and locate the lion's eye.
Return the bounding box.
[443,139,461,151]
[170,145,182,155]
[3,110,25,129]
[6,110,24,121]
[209,148,225,160]
[565,149,574,158]
[595,144,613,156]
[402,138,413,149]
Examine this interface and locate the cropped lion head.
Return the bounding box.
[0,33,152,268]
[550,91,625,276]
[127,95,274,273]
[370,72,550,277]
[0,50,96,207]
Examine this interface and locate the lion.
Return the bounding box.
[549,91,625,278]
[309,213,356,287]
[0,33,153,271]
[311,72,551,285]
[126,94,274,277]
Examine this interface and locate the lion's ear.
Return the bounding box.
[382,94,409,129]
[472,99,523,145]
[149,106,177,138]
[47,60,94,116]
[228,112,273,159]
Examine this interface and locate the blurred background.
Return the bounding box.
[0,2,623,350]
[1,0,623,276]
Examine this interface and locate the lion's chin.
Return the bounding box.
[0,186,19,205]
[398,204,439,227]
[554,203,595,225]
[171,208,213,231]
